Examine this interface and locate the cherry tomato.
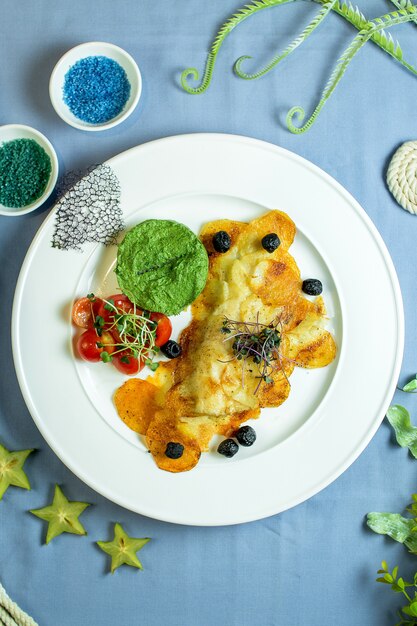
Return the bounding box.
[72,297,94,328]
[99,331,116,354]
[112,353,144,375]
[150,313,172,347]
[92,298,114,325]
[76,329,114,362]
[93,294,135,328]
[106,294,135,313]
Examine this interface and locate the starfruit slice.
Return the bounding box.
[30,484,90,544]
[0,442,33,500]
[97,523,150,573]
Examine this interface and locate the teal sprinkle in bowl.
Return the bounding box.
[0,125,58,217]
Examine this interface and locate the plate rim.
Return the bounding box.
[11,132,404,525]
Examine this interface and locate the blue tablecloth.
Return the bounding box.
[2,1,417,624]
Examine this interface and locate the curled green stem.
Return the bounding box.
[181,0,417,97]
[287,6,417,134]
[181,0,285,94]
[181,53,216,94]
[235,0,337,80]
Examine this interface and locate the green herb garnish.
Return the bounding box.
[375,561,417,624]
[100,351,112,363]
[94,315,105,337]
[103,299,115,311]
[91,298,160,369]
[145,359,159,371]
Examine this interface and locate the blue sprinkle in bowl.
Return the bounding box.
[49,42,142,132]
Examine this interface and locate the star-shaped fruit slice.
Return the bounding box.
[97,523,150,573]
[0,443,33,500]
[30,484,90,544]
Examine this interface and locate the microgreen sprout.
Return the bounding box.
[100,351,111,363]
[220,315,288,394]
[91,297,160,369]
[94,315,105,337]
[386,405,417,459]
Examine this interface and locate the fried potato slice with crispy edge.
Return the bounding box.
[114,378,159,435]
[146,411,201,473]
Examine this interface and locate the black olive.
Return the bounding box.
[160,340,182,359]
[261,233,280,253]
[165,442,184,459]
[302,278,323,296]
[212,231,231,253]
[217,439,239,458]
[235,425,256,447]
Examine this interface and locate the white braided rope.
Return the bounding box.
[0,584,38,626]
[387,140,417,215]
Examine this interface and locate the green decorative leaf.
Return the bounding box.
[402,376,417,392]
[367,512,417,553]
[386,405,417,458]
[396,41,404,60]
[403,602,417,617]
[406,495,417,517]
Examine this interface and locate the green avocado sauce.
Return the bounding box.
[115,219,209,316]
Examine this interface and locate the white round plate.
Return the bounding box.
[12,134,403,526]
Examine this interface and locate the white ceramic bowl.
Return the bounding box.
[0,124,58,217]
[49,42,142,131]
